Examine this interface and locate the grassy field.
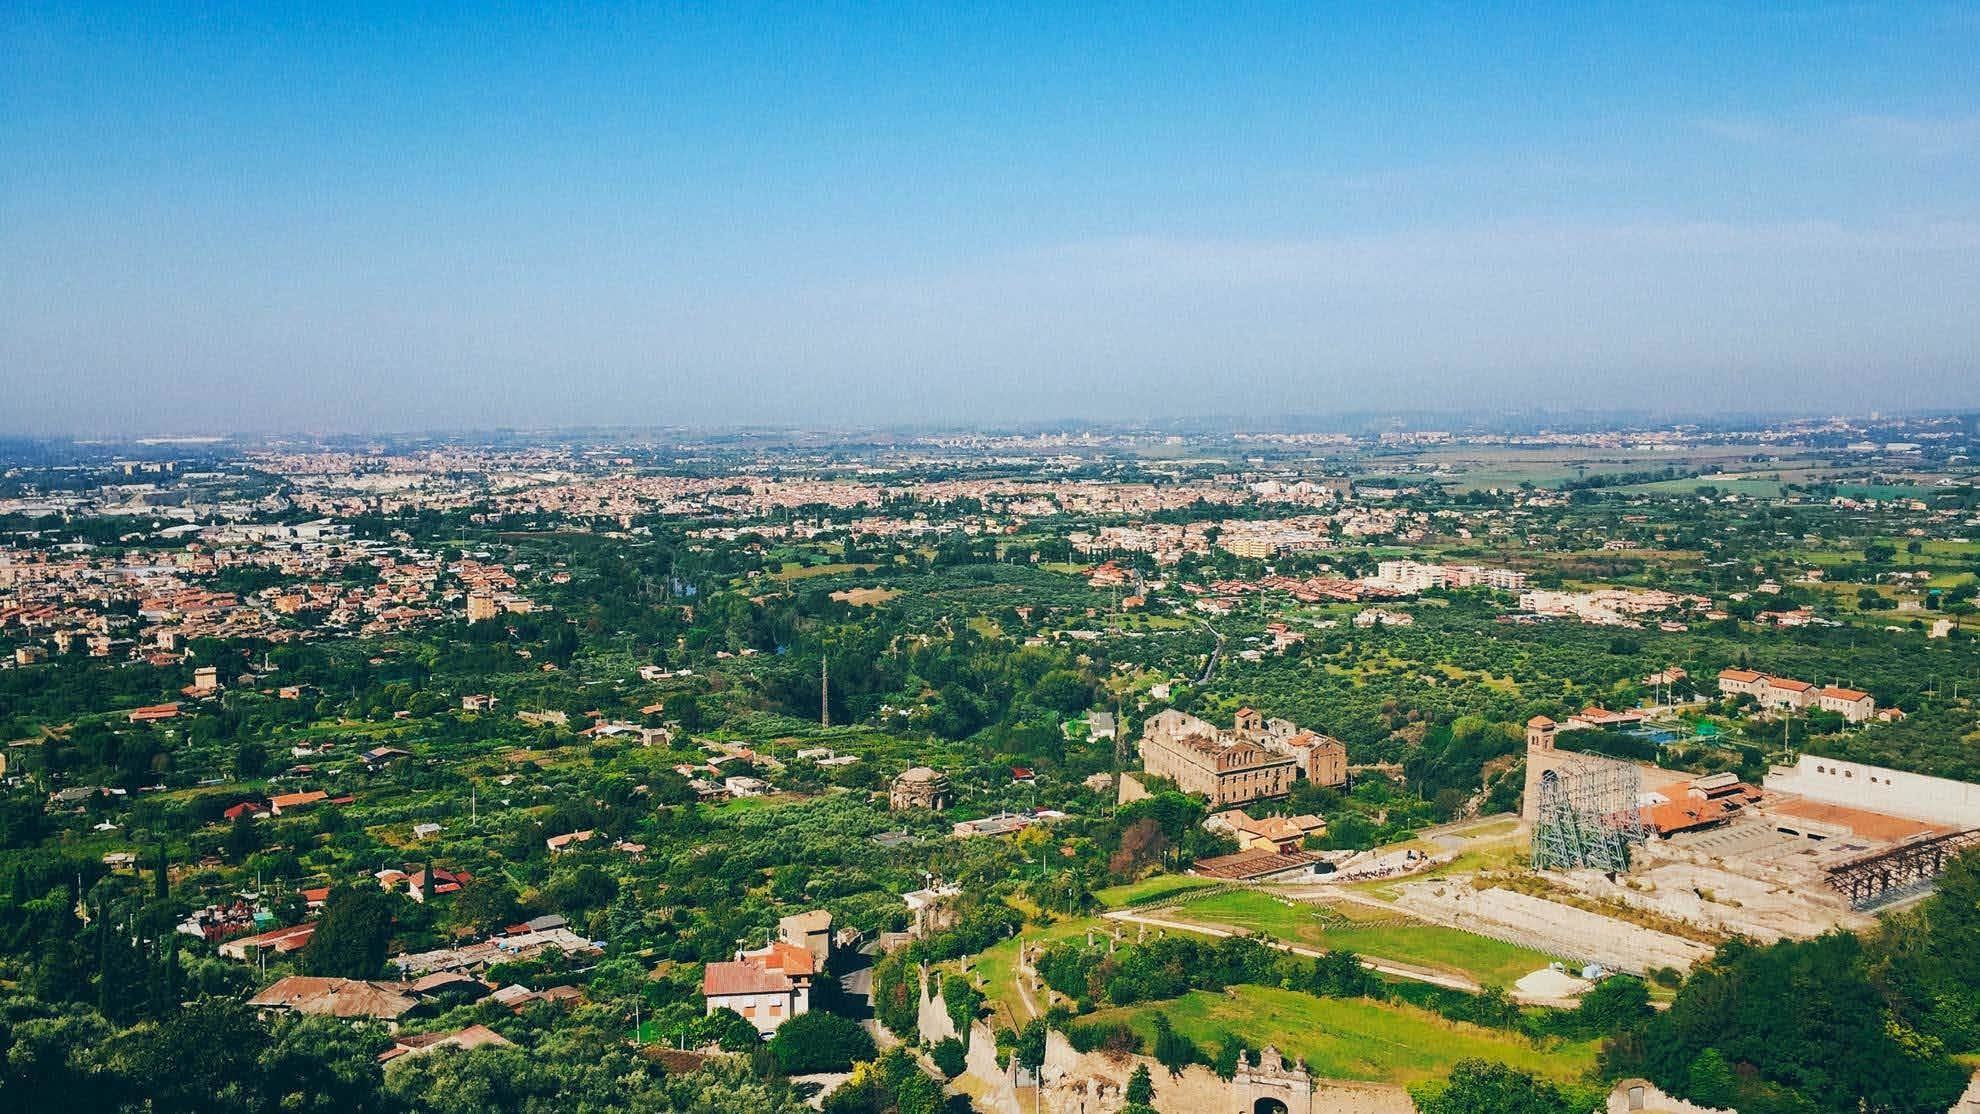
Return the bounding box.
[770,561,881,581]
[1088,985,1597,1085]
[1624,475,1784,497]
[1094,875,1223,908]
[972,915,1104,1026]
[1169,889,1561,986]
[706,793,796,815]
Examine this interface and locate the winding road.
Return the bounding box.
[1192,618,1226,685]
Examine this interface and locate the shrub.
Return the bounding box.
[1126,1064,1153,1104]
[941,972,982,1040]
[770,1010,878,1074]
[706,1007,761,1051]
[1065,1020,1140,1055]
[931,1036,966,1078]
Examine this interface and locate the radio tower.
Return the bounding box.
[820,655,830,728]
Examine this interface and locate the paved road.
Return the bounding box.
[1192,618,1225,685]
[1011,949,1042,1019]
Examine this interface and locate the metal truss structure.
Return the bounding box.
[1532,760,1647,872]
[1826,828,1980,910]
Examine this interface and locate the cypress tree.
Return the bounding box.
[94,895,112,1018]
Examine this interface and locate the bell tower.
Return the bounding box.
[1526,715,1556,752]
[1521,715,1558,830]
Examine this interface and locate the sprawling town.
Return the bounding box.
[2,416,1977,1113]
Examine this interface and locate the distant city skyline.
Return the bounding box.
[5,4,1979,435]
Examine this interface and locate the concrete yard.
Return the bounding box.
[1563,854,1872,943]
[1393,880,1713,975]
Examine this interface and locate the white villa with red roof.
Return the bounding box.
[702,940,814,1035]
[1719,668,1877,721]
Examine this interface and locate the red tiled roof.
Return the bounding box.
[377,1023,510,1063]
[751,941,815,977]
[247,976,418,1020]
[1644,800,1730,835]
[411,868,471,893]
[1190,848,1318,880]
[269,790,328,810]
[703,960,791,997]
[230,922,316,953]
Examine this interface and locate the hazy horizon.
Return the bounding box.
[6,5,1980,436]
[9,405,1977,448]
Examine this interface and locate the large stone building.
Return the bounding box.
[903,881,961,938]
[1816,685,1877,724]
[1277,729,1348,787]
[1223,708,1348,787]
[465,592,499,622]
[1132,712,1314,807]
[889,766,952,811]
[1718,668,1851,715]
[778,908,833,967]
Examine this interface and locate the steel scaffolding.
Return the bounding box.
[1532,760,1646,872]
[1827,829,1980,910]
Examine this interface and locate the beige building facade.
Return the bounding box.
[1138,709,1307,807]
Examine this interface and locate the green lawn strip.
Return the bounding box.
[973,915,1107,1025]
[1094,875,1223,909]
[707,794,796,815]
[1088,985,1596,1086]
[1168,889,1560,987]
[770,561,882,580]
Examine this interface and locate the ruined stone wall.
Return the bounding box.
[925,952,1412,1114]
[1023,1030,1412,1114]
[1949,1072,1980,1114]
[1117,772,1152,805]
[963,1020,1020,1114]
[914,966,959,1045]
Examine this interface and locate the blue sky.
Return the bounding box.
[4,3,1978,433]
